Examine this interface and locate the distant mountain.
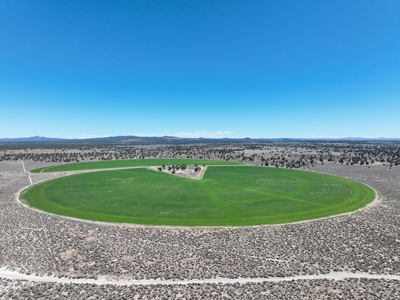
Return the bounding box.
[339,137,400,141]
[1,135,399,144]
[258,137,400,141]
[80,135,250,144]
[0,136,66,142]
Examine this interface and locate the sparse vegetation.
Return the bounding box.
[0,141,399,299]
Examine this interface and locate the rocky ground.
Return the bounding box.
[0,149,399,298]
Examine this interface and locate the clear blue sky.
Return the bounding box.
[1,0,399,138]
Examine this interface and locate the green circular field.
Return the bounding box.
[22,163,375,226]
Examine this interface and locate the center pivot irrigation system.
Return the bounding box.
[21,159,375,226]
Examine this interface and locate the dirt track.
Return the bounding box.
[1,156,400,299]
[1,267,399,286]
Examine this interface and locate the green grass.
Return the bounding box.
[30,158,242,173]
[21,163,375,226]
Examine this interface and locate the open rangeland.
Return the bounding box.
[0,144,399,299]
[21,160,375,226]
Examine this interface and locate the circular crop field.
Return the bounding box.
[22,162,375,226]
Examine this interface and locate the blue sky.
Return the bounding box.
[1,0,399,138]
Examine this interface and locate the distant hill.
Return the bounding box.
[0,136,66,142]
[73,135,251,144]
[338,137,400,141]
[1,135,399,144]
